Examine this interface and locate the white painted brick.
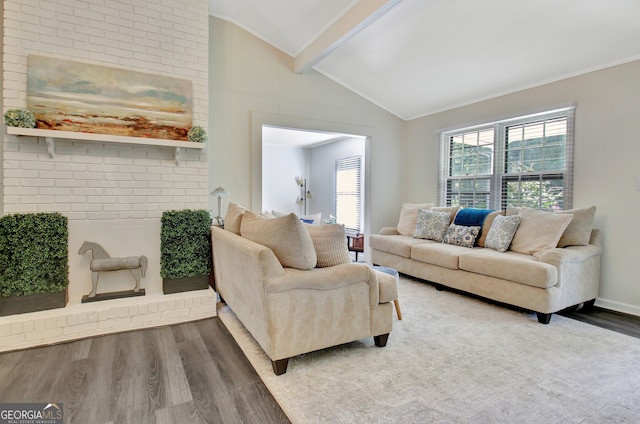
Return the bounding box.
[2,333,26,347]
[34,319,46,331]
[162,309,190,320]
[25,327,63,342]
[11,322,23,335]
[98,316,131,330]
[3,0,209,224]
[64,322,98,335]
[0,324,11,337]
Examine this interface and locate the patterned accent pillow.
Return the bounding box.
[413,209,451,242]
[304,223,351,267]
[484,215,521,252]
[442,224,481,248]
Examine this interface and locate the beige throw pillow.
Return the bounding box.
[240,211,317,270]
[397,203,434,236]
[477,210,505,247]
[556,206,596,247]
[509,207,573,256]
[224,202,247,235]
[305,224,351,267]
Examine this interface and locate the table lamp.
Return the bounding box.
[210,186,230,226]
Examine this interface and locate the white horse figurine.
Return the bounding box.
[78,241,148,298]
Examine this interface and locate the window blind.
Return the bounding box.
[335,156,362,233]
[440,107,574,211]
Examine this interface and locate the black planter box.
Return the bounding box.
[162,275,210,294]
[0,290,67,316]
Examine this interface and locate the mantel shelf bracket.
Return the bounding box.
[175,147,182,165]
[38,136,55,158]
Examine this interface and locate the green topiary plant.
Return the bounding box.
[160,209,212,279]
[0,213,69,297]
[187,125,207,143]
[4,109,36,128]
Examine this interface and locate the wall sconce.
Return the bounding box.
[210,186,230,226]
[295,177,311,215]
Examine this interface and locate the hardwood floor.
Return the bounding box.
[560,305,640,339]
[0,316,290,424]
[0,301,637,424]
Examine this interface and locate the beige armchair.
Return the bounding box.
[212,225,397,375]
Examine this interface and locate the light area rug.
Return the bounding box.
[217,277,640,423]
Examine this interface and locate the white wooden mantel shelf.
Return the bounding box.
[7,127,206,164]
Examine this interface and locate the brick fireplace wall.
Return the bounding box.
[1,0,215,351]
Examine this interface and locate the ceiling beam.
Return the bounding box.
[294,0,403,74]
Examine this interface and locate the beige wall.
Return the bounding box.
[208,17,405,237]
[405,59,640,315]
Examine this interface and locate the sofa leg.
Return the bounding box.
[272,358,289,375]
[434,283,445,291]
[374,333,389,347]
[536,312,552,324]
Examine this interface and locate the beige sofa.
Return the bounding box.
[212,205,398,375]
[370,204,601,324]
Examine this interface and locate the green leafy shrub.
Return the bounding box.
[0,213,69,297]
[160,209,212,279]
[4,109,36,128]
[187,125,207,143]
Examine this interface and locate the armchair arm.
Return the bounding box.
[265,263,380,308]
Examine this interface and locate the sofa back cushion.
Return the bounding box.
[397,203,434,236]
[556,206,596,247]
[305,224,352,267]
[477,210,505,247]
[241,211,317,270]
[509,207,573,256]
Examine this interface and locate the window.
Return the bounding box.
[335,156,362,233]
[440,108,574,211]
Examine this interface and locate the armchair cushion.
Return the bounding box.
[241,211,317,270]
[224,202,247,235]
[305,223,351,267]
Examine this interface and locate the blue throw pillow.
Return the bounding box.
[453,208,494,242]
[454,208,494,227]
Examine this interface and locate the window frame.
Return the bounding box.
[439,107,575,211]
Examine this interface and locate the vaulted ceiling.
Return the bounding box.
[209,0,640,120]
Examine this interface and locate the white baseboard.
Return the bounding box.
[594,298,640,317]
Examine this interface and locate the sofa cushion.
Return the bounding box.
[484,214,521,252]
[224,202,247,235]
[369,234,429,258]
[442,224,481,248]
[413,209,451,242]
[477,210,505,247]
[459,249,558,289]
[556,206,596,247]
[411,242,470,270]
[241,211,317,270]
[305,223,351,267]
[509,207,573,256]
[397,203,434,236]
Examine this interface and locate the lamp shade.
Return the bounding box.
[210,186,230,197]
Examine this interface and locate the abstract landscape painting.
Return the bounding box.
[27,55,192,140]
